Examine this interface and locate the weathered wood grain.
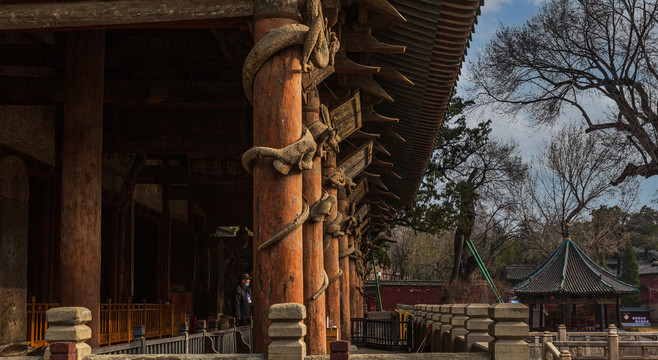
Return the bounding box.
[330,91,362,142]
[0,0,253,32]
[338,140,373,180]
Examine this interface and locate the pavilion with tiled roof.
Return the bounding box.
[514,236,637,330]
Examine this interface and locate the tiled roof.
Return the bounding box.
[640,262,658,276]
[502,265,537,281]
[374,0,483,205]
[514,239,637,297]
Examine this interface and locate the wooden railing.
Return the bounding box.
[26,298,186,348]
[26,297,59,348]
[99,300,186,346]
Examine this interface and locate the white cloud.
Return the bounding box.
[484,0,515,12]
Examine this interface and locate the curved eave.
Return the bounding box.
[372,0,483,206]
[514,240,638,297]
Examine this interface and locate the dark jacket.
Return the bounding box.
[234,284,251,320]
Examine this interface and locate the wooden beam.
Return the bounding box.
[136,165,250,185]
[0,77,246,106]
[0,0,254,32]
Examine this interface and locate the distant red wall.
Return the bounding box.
[640,274,658,305]
[376,286,445,311]
[366,283,491,312]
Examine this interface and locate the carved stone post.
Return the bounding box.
[465,304,492,352]
[430,305,442,352]
[541,331,552,358]
[251,0,304,353]
[45,307,92,360]
[608,324,619,360]
[450,304,468,352]
[439,305,454,352]
[268,303,306,360]
[0,156,29,347]
[488,303,529,360]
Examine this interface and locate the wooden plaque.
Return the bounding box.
[347,178,369,205]
[338,140,373,180]
[359,216,371,231]
[355,204,370,222]
[330,91,362,142]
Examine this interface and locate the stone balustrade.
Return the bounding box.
[449,305,468,352]
[44,307,93,360]
[396,303,530,360]
[438,305,453,353]
[464,304,492,352]
[35,302,530,360]
[488,303,529,360]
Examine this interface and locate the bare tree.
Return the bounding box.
[470,0,658,185]
[521,124,639,255]
[387,227,452,281]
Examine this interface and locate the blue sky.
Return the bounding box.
[456,0,658,207]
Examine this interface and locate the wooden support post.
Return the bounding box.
[60,30,105,349]
[539,304,545,330]
[349,233,359,321]
[529,304,534,331]
[338,190,351,341]
[302,90,326,355]
[251,0,303,353]
[323,151,341,337]
[0,156,29,346]
[160,182,171,302]
[615,295,621,329]
[599,304,605,330]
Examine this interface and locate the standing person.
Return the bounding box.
[234,273,252,326]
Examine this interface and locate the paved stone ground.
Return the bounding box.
[352,346,409,354]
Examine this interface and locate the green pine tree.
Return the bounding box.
[620,244,642,307]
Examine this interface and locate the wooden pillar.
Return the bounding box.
[0,156,29,345]
[349,233,358,318]
[160,182,171,301]
[529,303,534,331]
[615,296,621,329]
[251,0,303,353]
[604,304,609,329]
[338,191,350,340]
[302,90,326,355]
[561,304,567,328]
[599,304,605,330]
[539,304,545,330]
[60,30,105,349]
[323,152,341,336]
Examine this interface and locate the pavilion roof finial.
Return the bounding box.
[565,222,570,239]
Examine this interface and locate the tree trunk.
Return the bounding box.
[450,182,476,282]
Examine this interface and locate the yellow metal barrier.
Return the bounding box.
[26,298,186,348]
[395,309,413,343]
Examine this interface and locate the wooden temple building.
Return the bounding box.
[514,238,637,331]
[0,0,482,355]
